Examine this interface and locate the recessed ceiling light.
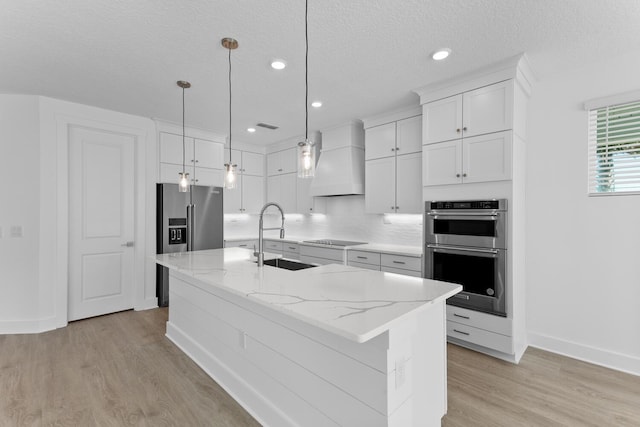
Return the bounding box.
[271,60,286,70]
[431,48,451,61]
[311,101,322,108]
[247,127,256,133]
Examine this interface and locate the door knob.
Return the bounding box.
[121,241,134,247]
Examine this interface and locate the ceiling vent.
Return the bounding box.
[256,122,279,130]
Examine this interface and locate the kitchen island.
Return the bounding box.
[155,248,461,427]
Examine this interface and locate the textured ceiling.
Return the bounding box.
[1,0,640,145]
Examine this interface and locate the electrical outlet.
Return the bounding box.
[10,225,22,238]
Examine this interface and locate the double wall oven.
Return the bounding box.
[424,200,507,317]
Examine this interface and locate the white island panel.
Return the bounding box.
[157,248,460,427]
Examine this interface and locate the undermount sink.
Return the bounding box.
[261,258,318,271]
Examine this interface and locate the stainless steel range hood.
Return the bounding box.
[309,121,365,197]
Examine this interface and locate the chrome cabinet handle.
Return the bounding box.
[121,241,134,247]
[392,260,405,265]
[391,148,395,151]
[356,256,368,259]
[456,128,461,133]
[463,127,467,131]
[453,313,470,320]
[452,329,470,336]
[463,173,467,177]
[456,174,461,178]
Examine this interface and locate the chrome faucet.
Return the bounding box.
[256,202,285,267]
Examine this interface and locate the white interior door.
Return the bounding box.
[68,127,135,321]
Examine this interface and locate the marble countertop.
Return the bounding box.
[156,248,460,343]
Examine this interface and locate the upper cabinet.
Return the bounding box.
[223,148,265,214]
[421,80,514,186]
[363,111,423,213]
[423,80,513,145]
[267,147,297,176]
[158,131,224,187]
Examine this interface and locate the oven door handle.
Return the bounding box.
[427,213,499,220]
[427,244,499,256]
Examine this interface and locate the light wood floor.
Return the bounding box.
[1,309,638,426]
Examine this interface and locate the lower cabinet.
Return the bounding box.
[299,245,344,265]
[445,305,513,353]
[224,239,257,250]
[346,250,422,277]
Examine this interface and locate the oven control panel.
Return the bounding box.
[429,200,505,210]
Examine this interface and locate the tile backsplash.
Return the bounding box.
[224,196,423,247]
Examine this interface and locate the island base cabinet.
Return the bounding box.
[166,270,448,427]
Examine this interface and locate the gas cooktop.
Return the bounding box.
[302,239,367,247]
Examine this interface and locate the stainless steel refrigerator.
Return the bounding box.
[156,183,224,306]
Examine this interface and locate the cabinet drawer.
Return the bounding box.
[283,243,300,253]
[263,240,284,252]
[347,250,381,266]
[380,266,422,277]
[446,306,512,336]
[348,261,380,271]
[224,240,256,249]
[380,254,421,272]
[299,255,337,266]
[447,321,513,354]
[299,245,344,262]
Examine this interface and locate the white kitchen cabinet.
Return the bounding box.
[346,249,422,277]
[267,147,297,176]
[159,131,224,186]
[422,80,513,145]
[224,239,257,249]
[365,115,421,161]
[422,131,511,186]
[224,149,265,214]
[296,177,326,214]
[365,114,422,214]
[365,157,396,213]
[299,245,344,265]
[267,173,297,213]
[365,152,422,214]
[225,149,264,176]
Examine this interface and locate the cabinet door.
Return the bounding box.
[296,177,326,214]
[242,175,265,214]
[422,140,462,186]
[159,162,183,184]
[281,147,298,174]
[160,132,194,165]
[462,81,513,138]
[193,167,223,187]
[267,175,282,204]
[395,116,422,155]
[223,174,243,213]
[462,131,512,183]
[194,139,224,169]
[279,173,297,213]
[242,151,264,176]
[365,157,396,213]
[423,94,463,144]
[266,151,281,176]
[365,122,396,160]
[395,152,423,213]
[224,148,242,171]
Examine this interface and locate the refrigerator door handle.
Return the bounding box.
[190,203,196,250]
[186,204,193,251]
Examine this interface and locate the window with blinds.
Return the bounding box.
[588,100,640,194]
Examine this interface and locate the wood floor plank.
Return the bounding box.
[1,308,639,426]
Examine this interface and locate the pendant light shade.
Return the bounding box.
[222,37,238,190]
[298,0,315,178]
[177,80,191,192]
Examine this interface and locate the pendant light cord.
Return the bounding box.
[305,0,309,141]
[182,86,186,173]
[228,46,232,163]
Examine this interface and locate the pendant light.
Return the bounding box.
[177,80,191,192]
[222,37,238,190]
[297,0,315,178]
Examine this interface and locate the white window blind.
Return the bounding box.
[588,100,640,194]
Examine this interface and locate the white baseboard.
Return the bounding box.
[0,316,58,334]
[528,332,640,377]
